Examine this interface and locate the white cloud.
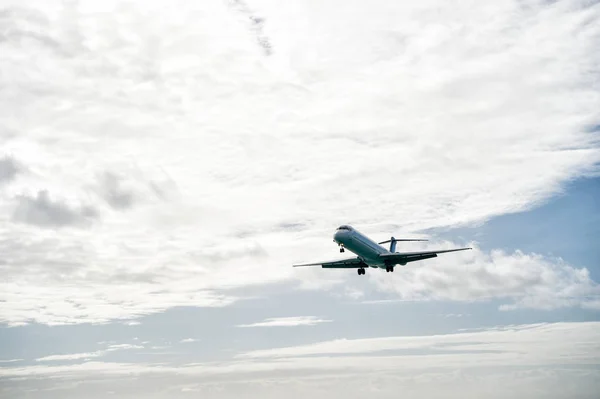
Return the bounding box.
[180,338,198,343]
[2,369,599,399]
[236,322,600,360]
[443,313,469,318]
[361,244,600,310]
[2,322,599,398]
[36,352,103,362]
[0,0,599,325]
[35,343,143,362]
[237,316,332,328]
[5,322,596,375]
[106,344,144,351]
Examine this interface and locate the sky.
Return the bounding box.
[0,0,599,398]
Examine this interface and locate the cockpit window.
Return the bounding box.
[337,225,351,231]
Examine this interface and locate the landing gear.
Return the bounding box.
[357,268,365,275]
[340,247,345,253]
[385,266,395,273]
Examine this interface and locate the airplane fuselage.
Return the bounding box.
[333,226,389,268]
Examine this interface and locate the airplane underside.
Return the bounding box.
[338,241,406,276]
[355,262,403,275]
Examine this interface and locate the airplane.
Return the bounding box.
[293,225,471,275]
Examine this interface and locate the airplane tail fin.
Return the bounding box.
[378,237,428,253]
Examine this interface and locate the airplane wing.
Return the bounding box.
[293,257,366,268]
[379,247,471,264]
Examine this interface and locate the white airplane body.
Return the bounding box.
[294,225,471,275]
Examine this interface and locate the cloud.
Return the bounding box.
[95,172,136,210]
[0,155,21,184]
[235,321,600,361]
[11,190,98,228]
[237,316,332,328]
[35,343,144,362]
[91,169,177,210]
[106,344,144,351]
[227,0,273,55]
[0,280,237,326]
[361,244,600,310]
[180,338,198,343]
[2,322,599,398]
[581,299,600,310]
[3,369,600,399]
[36,352,103,362]
[295,241,600,311]
[0,0,598,325]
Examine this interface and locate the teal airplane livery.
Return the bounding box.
[293,225,471,275]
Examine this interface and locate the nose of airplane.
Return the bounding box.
[333,230,346,242]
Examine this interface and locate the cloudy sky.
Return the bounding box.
[1,0,599,397]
